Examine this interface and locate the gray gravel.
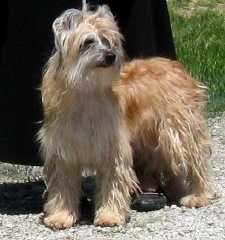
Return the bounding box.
[0,114,225,240]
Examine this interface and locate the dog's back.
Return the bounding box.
[115,57,207,139]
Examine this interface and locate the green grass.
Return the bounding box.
[168,0,225,114]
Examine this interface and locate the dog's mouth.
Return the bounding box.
[96,52,117,68]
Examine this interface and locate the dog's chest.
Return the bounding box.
[60,99,119,164]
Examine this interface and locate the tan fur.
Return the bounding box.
[38,5,213,229]
[116,58,213,203]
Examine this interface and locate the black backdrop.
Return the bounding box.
[0,0,176,165]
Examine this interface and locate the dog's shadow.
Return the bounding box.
[0,178,95,224]
[0,181,45,215]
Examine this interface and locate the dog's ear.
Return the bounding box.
[53,9,82,51]
[97,5,114,20]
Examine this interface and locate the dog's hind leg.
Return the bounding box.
[42,158,81,229]
[157,112,214,208]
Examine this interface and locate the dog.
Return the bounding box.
[38,5,213,229]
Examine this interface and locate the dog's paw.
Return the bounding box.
[180,193,210,208]
[43,211,74,230]
[94,209,126,227]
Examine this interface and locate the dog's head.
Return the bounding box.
[52,5,123,89]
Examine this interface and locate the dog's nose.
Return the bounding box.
[105,52,116,66]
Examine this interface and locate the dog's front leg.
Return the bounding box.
[43,159,81,230]
[94,143,138,227]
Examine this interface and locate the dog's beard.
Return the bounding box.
[66,51,122,92]
[68,66,120,93]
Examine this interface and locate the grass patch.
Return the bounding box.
[168,0,225,114]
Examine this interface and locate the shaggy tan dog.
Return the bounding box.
[38,5,212,229]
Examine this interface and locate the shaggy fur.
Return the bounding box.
[38,5,213,229]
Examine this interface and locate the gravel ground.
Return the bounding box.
[0,114,225,240]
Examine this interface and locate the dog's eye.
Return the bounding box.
[80,38,95,52]
[101,36,111,48]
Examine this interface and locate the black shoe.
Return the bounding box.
[131,192,167,212]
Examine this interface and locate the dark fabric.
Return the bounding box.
[94,0,176,59]
[0,0,176,165]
